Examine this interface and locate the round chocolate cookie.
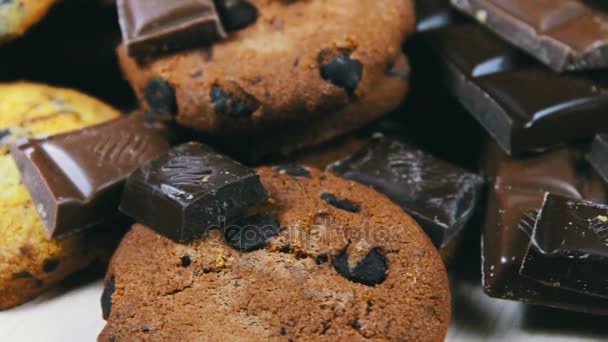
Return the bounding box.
[117,0,414,141]
[99,166,451,341]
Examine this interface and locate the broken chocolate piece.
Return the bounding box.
[451,0,608,72]
[11,115,170,238]
[520,194,608,299]
[333,248,388,286]
[482,141,608,315]
[320,193,360,213]
[215,0,258,31]
[120,142,268,242]
[328,134,484,248]
[419,1,608,155]
[224,214,281,252]
[117,0,226,57]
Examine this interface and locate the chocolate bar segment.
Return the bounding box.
[10,114,171,238]
[588,134,608,185]
[117,0,226,57]
[119,142,268,242]
[482,141,608,315]
[328,133,484,248]
[520,193,608,299]
[420,5,608,155]
[451,0,608,72]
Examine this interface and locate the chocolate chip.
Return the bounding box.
[101,277,116,320]
[13,271,33,279]
[210,84,259,118]
[275,164,311,178]
[216,0,258,31]
[315,254,329,265]
[320,193,359,213]
[0,129,10,140]
[318,50,363,95]
[280,327,287,336]
[224,214,281,252]
[181,255,192,267]
[42,259,60,273]
[333,248,388,286]
[142,327,151,333]
[144,78,177,116]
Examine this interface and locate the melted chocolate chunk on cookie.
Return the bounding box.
[210,84,260,117]
[318,50,363,95]
[215,0,258,31]
[144,78,177,117]
[275,164,312,178]
[320,193,360,213]
[42,259,60,273]
[333,248,388,286]
[224,214,281,252]
[101,277,116,320]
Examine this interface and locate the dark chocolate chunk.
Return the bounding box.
[101,277,115,320]
[224,214,281,252]
[333,248,388,286]
[482,141,608,315]
[180,255,192,267]
[328,134,484,248]
[42,259,60,273]
[319,51,363,95]
[419,2,608,155]
[11,114,170,238]
[13,271,33,279]
[117,0,226,57]
[215,0,258,31]
[520,194,608,299]
[210,85,259,117]
[275,164,311,178]
[144,78,178,118]
[320,193,360,213]
[120,142,268,242]
[588,134,608,185]
[451,0,608,72]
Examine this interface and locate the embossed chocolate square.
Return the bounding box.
[119,142,268,242]
[11,114,171,238]
[117,0,226,57]
[520,193,608,299]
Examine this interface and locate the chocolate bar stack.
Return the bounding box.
[416,0,608,314]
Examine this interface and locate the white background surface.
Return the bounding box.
[1,250,608,341]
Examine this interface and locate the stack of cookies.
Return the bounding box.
[2,0,608,341]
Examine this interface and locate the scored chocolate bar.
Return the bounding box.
[328,133,484,249]
[418,0,608,155]
[11,114,171,238]
[482,141,608,314]
[117,0,226,57]
[119,142,268,242]
[520,193,608,299]
[451,0,608,72]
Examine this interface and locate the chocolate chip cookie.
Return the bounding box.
[117,0,414,145]
[99,166,450,341]
[0,82,122,310]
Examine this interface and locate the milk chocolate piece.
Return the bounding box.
[119,142,268,242]
[11,115,171,238]
[327,134,484,248]
[419,2,608,155]
[589,134,608,184]
[117,0,226,57]
[520,194,608,299]
[483,141,608,315]
[451,0,608,72]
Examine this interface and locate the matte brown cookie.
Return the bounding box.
[117,0,414,143]
[99,166,451,341]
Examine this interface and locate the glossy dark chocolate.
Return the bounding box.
[11,114,170,238]
[588,134,608,185]
[420,2,608,155]
[119,142,268,242]
[327,134,484,248]
[117,0,226,57]
[482,141,608,315]
[520,193,608,299]
[451,0,608,72]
